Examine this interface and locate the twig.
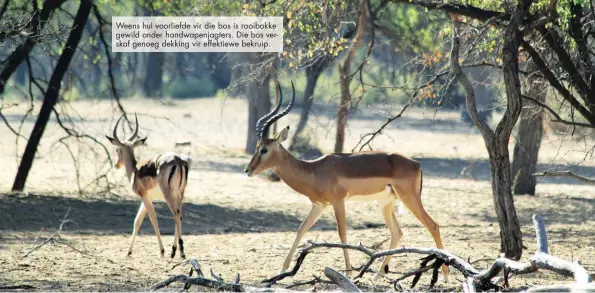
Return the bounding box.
[285,275,332,289]
[23,208,73,257]
[324,267,362,292]
[210,268,224,282]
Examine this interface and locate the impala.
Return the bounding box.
[106,113,191,259]
[244,81,449,281]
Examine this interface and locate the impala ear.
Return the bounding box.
[274,126,290,143]
[132,137,147,147]
[105,135,121,146]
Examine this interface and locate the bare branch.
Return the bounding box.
[352,70,450,152]
[533,170,595,184]
[92,5,128,122]
[323,267,362,292]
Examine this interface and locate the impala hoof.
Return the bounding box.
[160,248,165,258]
[171,245,177,258]
[126,251,132,257]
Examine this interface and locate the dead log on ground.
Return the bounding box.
[262,214,593,291]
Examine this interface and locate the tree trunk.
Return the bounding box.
[449,0,527,259]
[291,57,329,144]
[335,63,350,153]
[141,4,163,98]
[12,0,92,191]
[143,52,164,98]
[512,62,545,195]
[334,1,366,153]
[245,74,271,153]
[488,142,523,259]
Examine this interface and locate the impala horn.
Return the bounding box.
[261,81,295,138]
[111,113,140,143]
[256,81,284,140]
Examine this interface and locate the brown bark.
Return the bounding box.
[335,1,367,153]
[245,54,271,154]
[512,62,545,195]
[449,0,527,259]
[12,0,92,191]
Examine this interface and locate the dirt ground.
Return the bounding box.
[0,97,594,291]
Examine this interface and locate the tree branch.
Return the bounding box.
[521,40,595,125]
[323,267,362,292]
[450,17,494,141]
[533,170,595,185]
[389,0,504,21]
[522,94,595,129]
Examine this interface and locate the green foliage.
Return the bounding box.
[166,76,216,99]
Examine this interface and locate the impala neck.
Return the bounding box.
[123,156,139,181]
[273,146,316,189]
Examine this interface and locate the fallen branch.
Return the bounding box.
[22,208,113,263]
[153,215,591,292]
[323,267,362,292]
[0,285,36,290]
[263,215,592,291]
[23,208,75,257]
[285,275,333,289]
[533,170,595,185]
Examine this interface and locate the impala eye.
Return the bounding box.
[260,148,268,154]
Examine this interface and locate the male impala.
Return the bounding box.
[244,81,449,281]
[106,113,191,259]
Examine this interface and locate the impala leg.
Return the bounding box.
[160,184,181,259]
[175,190,185,259]
[281,204,326,274]
[394,182,449,282]
[127,202,147,257]
[332,200,353,276]
[373,198,403,280]
[140,195,165,257]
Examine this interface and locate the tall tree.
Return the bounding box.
[243,53,272,154]
[335,0,367,153]
[449,0,529,258]
[141,3,164,98]
[12,0,92,191]
[512,62,546,195]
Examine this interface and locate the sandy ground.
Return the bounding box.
[0,97,594,291]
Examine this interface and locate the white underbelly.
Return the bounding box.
[346,185,394,202]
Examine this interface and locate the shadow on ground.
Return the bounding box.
[0,193,338,235]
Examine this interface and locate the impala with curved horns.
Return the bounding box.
[106,113,192,259]
[244,81,449,281]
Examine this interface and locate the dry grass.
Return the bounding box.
[0,97,594,291]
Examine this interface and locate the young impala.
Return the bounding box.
[244,81,449,281]
[106,113,191,259]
